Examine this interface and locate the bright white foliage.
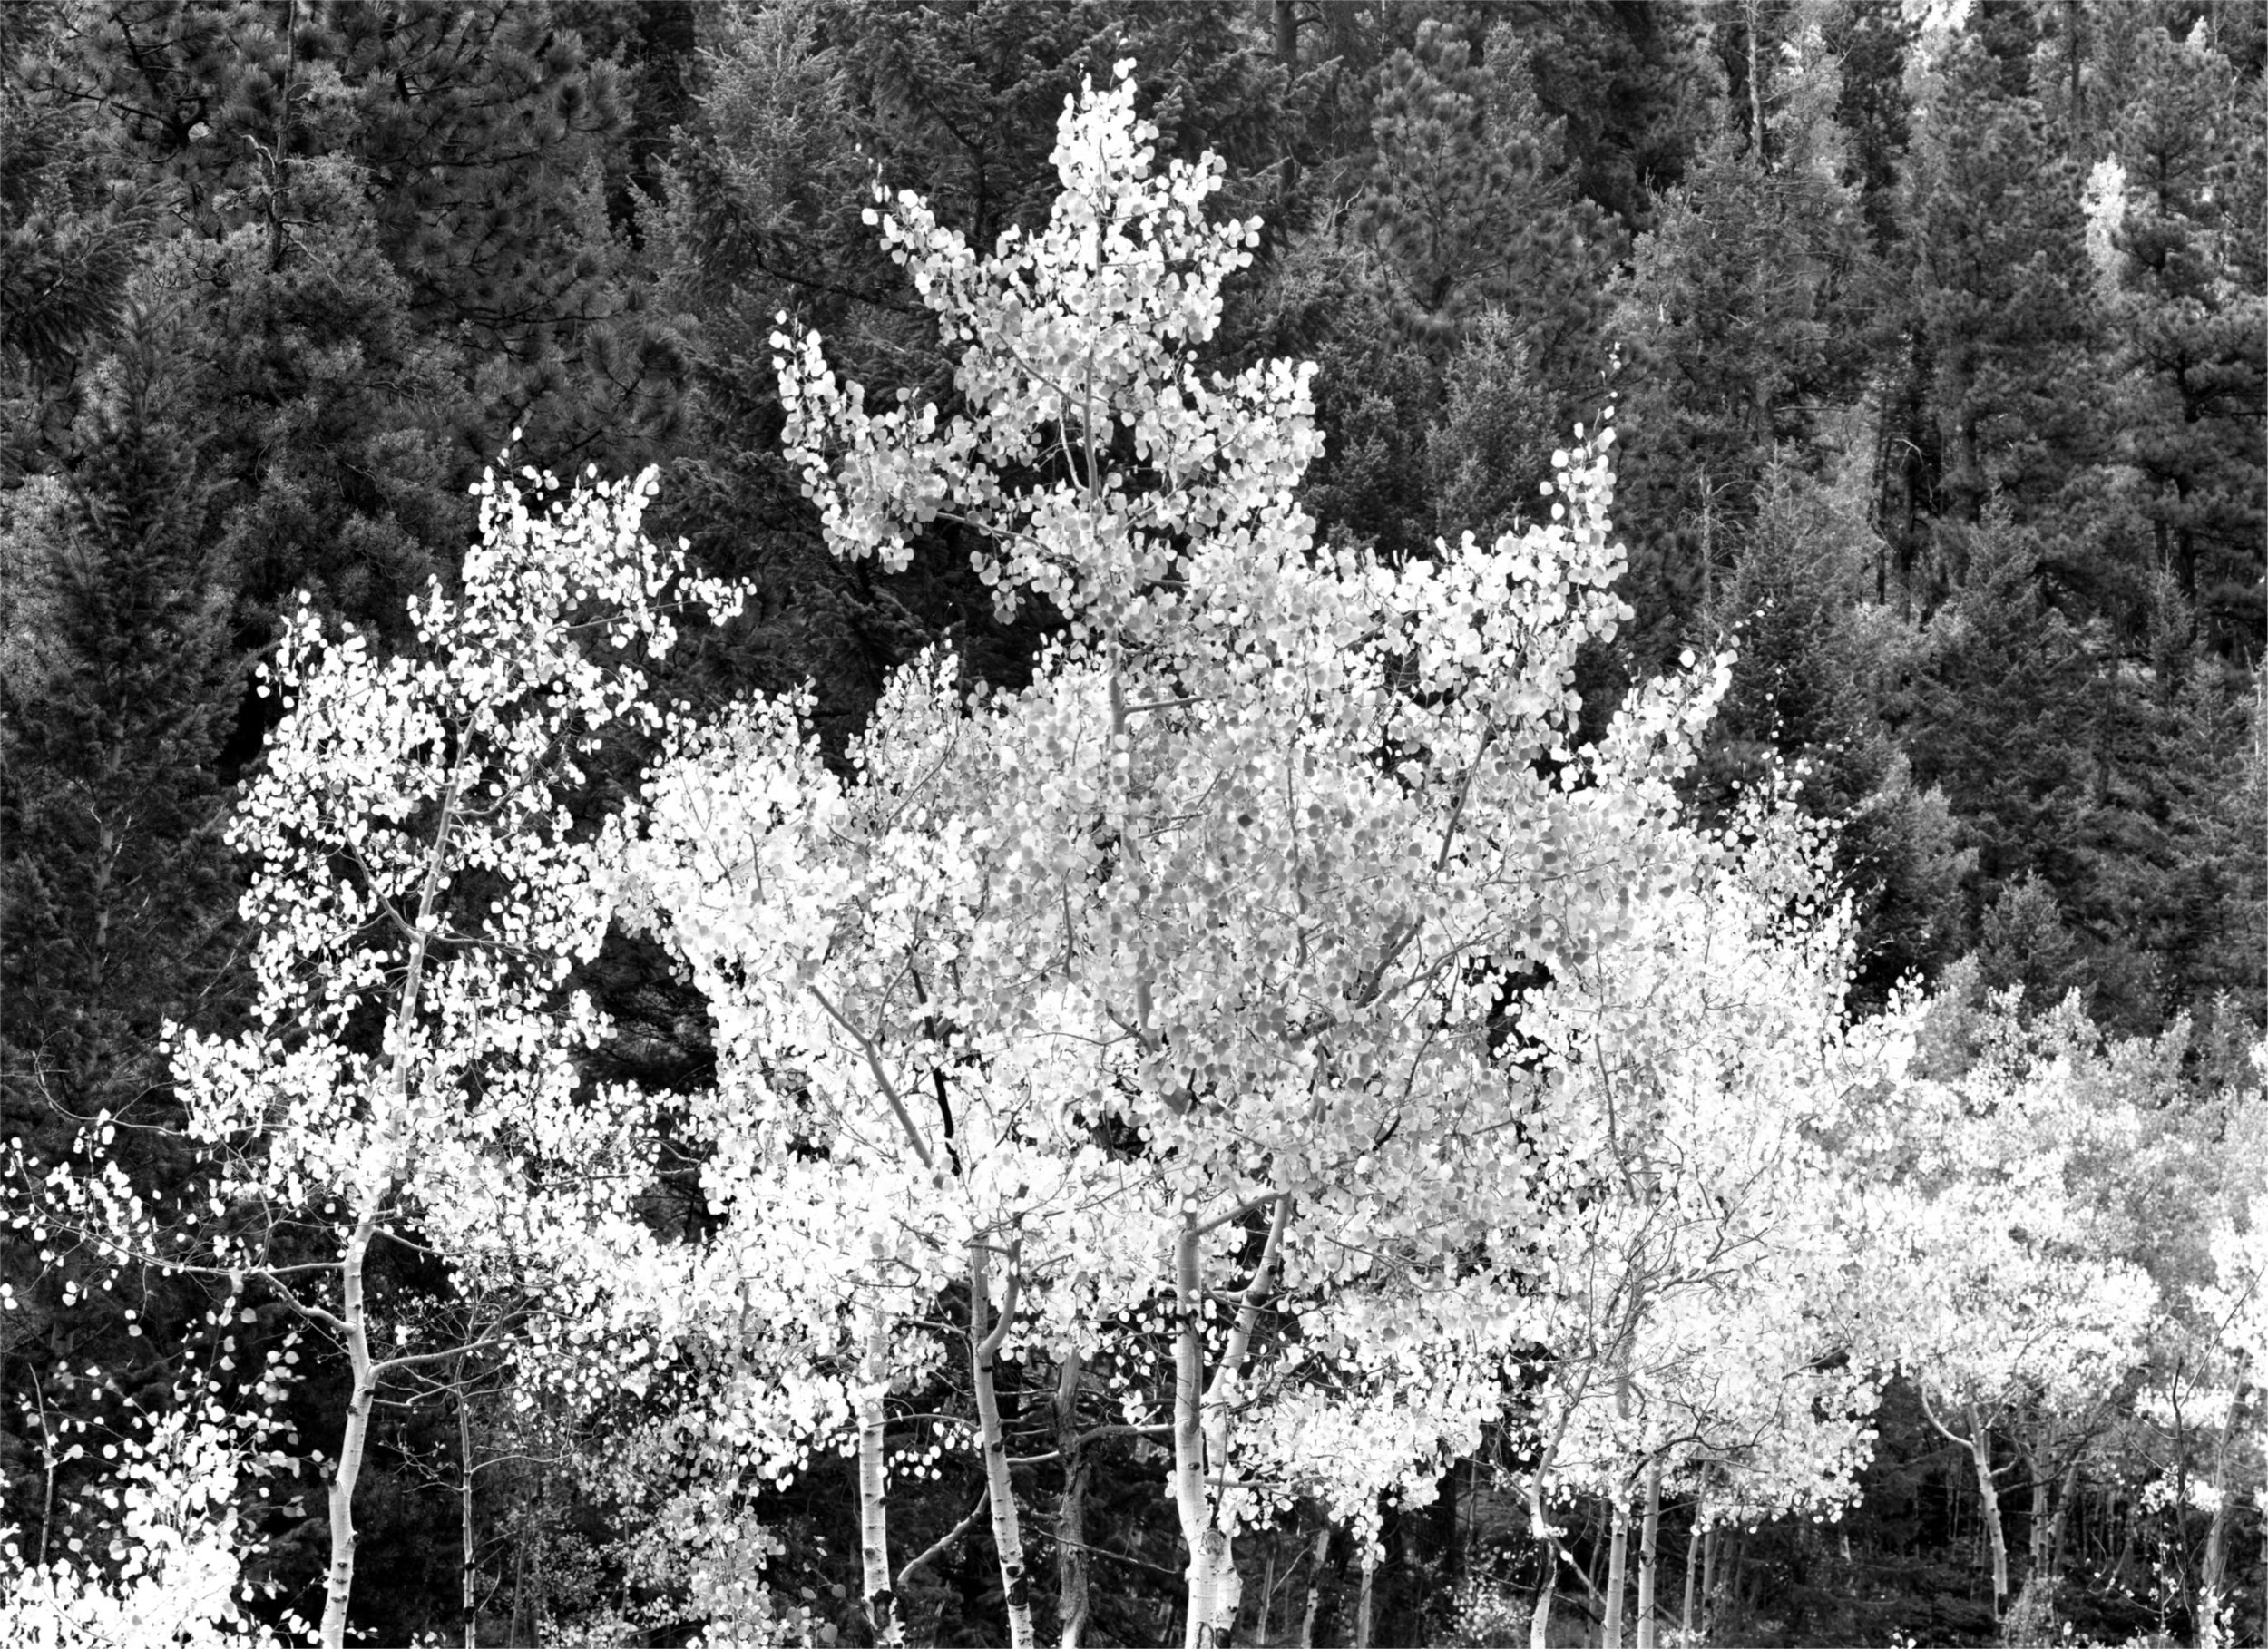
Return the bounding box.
[610,66,1893,1636]
[162,458,744,1289]
[1500,798,1892,1540]
[0,1411,297,1649]
[12,456,749,1646]
[27,57,2207,1647]
[1853,994,2160,1432]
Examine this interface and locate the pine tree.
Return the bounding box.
[1899,509,2186,1032]
[1695,461,1972,1009]
[2095,21,2266,656]
[1608,0,1870,655]
[0,0,150,473]
[1354,19,1618,346]
[1907,30,2106,544]
[1489,0,1719,232]
[30,0,666,621]
[0,301,243,1556]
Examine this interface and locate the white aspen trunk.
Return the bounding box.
[1299,1520,1328,1649]
[318,1197,383,1649]
[1055,1351,1091,1649]
[1967,1404,2009,1618]
[1353,1541,1376,1649]
[460,1361,477,1649]
[1522,1396,1585,1649]
[1172,1200,1291,1649]
[1702,1521,1720,1635]
[2199,1394,2242,1649]
[319,768,457,1649]
[1172,1217,1237,1649]
[1603,1494,1629,1649]
[1635,1461,1661,1649]
[1680,1500,1702,1644]
[1525,1469,1560,1649]
[970,1240,1036,1649]
[859,1266,904,1647]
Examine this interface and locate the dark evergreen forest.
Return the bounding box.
[2,2,2262,1644]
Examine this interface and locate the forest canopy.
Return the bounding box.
[2,3,2263,1647]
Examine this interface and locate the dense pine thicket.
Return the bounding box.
[0,2,2261,1644]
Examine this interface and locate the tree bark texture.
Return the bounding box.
[1603,1494,1629,1649]
[859,1260,904,1647]
[1299,1520,1328,1649]
[1173,1198,1291,1649]
[1968,1404,2009,1618]
[1636,1459,1662,1649]
[1054,1351,1091,1649]
[1354,1541,1376,1649]
[1681,1499,1703,1645]
[318,1198,381,1649]
[460,1361,477,1649]
[969,1239,1036,1649]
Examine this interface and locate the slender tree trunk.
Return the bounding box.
[529,1506,545,1648]
[1173,1222,1238,1646]
[1354,1541,1376,1649]
[319,773,456,1649]
[32,1369,56,1569]
[2257,1507,2267,1649]
[1299,1520,1328,1649]
[460,1360,478,1649]
[2041,1451,2059,1578]
[1603,1494,1629,1649]
[1967,1405,2009,1619]
[1636,1461,1662,1649]
[2199,1378,2247,1649]
[1681,1501,1702,1644]
[1744,0,1767,169]
[1702,1521,1720,1636]
[1526,1487,1560,1649]
[1173,1200,1291,1649]
[970,1241,1036,1649]
[2110,1493,2136,1586]
[1055,1351,1092,1649]
[2048,1457,2079,1577]
[859,1265,904,1647]
[1256,1532,1278,1648]
[318,1199,383,1649]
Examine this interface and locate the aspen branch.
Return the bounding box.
[808,983,936,1171]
